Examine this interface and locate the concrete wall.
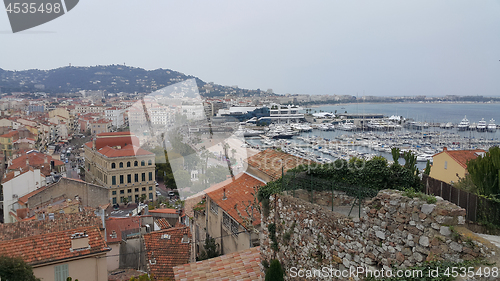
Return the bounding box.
[119,236,146,271]
[261,190,496,280]
[107,243,120,272]
[28,177,109,210]
[33,253,108,281]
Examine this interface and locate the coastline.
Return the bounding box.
[305,101,500,109]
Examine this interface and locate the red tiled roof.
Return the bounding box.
[143,227,191,280]
[433,149,486,169]
[92,144,154,158]
[8,151,64,172]
[246,149,312,180]
[18,185,49,206]
[0,130,19,138]
[149,208,178,215]
[0,226,109,266]
[0,209,102,241]
[1,167,32,184]
[173,247,261,281]
[91,118,111,124]
[155,218,172,230]
[206,173,265,228]
[105,217,141,244]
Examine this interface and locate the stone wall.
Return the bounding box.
[260,190,496,280]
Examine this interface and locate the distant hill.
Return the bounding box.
[0,65,270,97]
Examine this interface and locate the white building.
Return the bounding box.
[105,107,125,128]
[1,167,45,223]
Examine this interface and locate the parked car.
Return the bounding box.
[156,191,161,196]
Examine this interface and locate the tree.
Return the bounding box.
[467,146,500,197]
[0,255,40,281]
[234,186,261,235]
[265,259,284,281]
[197,235,220,261]
[424,160,431,175]
[391,147,400,165]
[122,197,129,205]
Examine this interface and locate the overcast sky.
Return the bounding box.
[1,0,499,96]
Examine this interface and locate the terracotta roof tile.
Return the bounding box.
[173,246,261,281]
[96,144,154,158]
[246,149,312,181]
[0,209,102,241]
[206,173,265,228]
[433,149,486,169]
[149,208,178,215]
[0,226,109,266]
[155,218,172,230]
[105,217,141,244]
[144,227,191,280]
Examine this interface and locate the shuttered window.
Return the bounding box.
[54,264,69,281]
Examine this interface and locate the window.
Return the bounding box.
[128,189,132,193]
[210,200,219,214]
[128,196,132,201]
[127,174,131,183]
[54,264,69,281]
[141,160,145,166]
[135,188,139,192]
[444,161,448,169]
[142,173,146,181]
[120,175,124,184]
[112,176,116,185]
[223,212,231,230]
[148,160,152,165]
[149,186,153,191]
[134,161,138,166]
[149,193,153,200]
[111,163,116,169]
[120,190,124,194]
[135,174,139,182]
[149,172,153,181]
[119,162,123,168]
[142,187,146,191]
[127,161,131,167]
[112,190,117,195]
[112,197,117,204]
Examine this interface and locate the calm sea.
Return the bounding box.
[307,102,500,124]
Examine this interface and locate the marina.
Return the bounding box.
[239,105,500,170]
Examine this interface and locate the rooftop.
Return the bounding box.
[143,226,191,280]
[246,149,311,181]
[0,226,109,266]
[173,246,261,281]
[206,172,265,228]
[433,148,486,169]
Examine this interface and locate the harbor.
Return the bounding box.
[239,114,499,170]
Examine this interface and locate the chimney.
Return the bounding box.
[443,147,447,151]
[222,188,227,200]
[44,156,48,164]
[92,137,96,150]
[26,158,29,166]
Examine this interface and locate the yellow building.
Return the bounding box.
[429,147,485,184]
[84,132,156,204]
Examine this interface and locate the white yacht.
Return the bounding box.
[457,116,469,131]
[477,118,487,132]
[338,120,356,131]
[488,119,497,132]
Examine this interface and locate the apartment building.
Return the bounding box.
[84,132,157,204]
